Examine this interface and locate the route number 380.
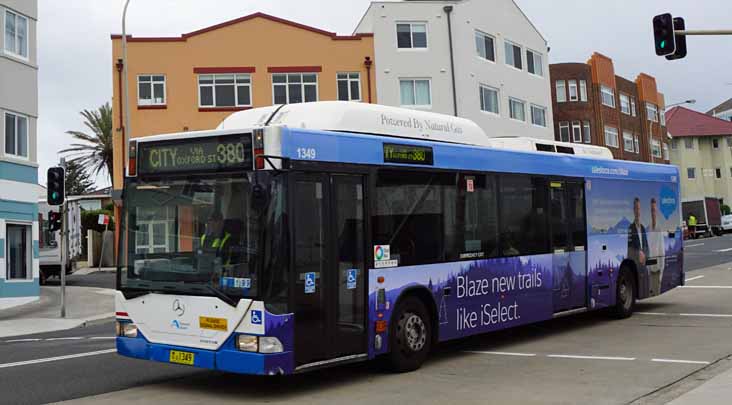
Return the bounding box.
[297,148,317,160]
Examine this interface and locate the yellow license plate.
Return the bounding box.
[169,350,195,365]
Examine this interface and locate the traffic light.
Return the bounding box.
[48,211,62,232]
[666,17,687,60]
[47,167,65,205]
[653,13,676,56]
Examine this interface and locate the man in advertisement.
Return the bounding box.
[648,198,665,295]
[627,198,649,295]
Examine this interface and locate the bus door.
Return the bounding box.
[550,180,587,313]
[292,173,367,367]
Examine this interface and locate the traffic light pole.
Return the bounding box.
[675,29,732,36]
[60,159,67,318]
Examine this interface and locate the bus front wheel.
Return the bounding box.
[610,266,636,319]
[387,296,432,372]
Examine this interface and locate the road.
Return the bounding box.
[683,233,732,272]
[3,241,732,404]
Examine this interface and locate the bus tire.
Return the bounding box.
[387,296,431,373]
[610,266,636,319]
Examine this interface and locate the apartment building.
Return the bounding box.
[550,53,670,163]
[707,98,732,122]
[667,106,732,203]
[0,0,40,308]
[355,0,554,140]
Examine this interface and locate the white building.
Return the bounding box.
[707,98,732,122]
[355,0,554,140]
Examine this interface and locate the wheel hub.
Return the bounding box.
[404,313,427,352]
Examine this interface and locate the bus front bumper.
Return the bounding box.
[116,335,294,375]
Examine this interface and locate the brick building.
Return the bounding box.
[550,53,670,163]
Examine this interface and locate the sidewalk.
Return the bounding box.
[668,363,732,404]
[0,283,115,338]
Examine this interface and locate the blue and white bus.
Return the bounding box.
[115,102,683,374]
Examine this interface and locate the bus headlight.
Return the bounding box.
[116,322,138,338]
[235,335,284,353]
[236,335,258,352]
[258,337,284,353]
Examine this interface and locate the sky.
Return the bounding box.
[37,0,732,187]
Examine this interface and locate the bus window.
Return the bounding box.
[550,181,570,253]
[374,170,456,266]
[452,173,498,260]
[568,182,587,250]
[498,175,549,256]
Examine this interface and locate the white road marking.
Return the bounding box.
[685,243,704,248]
[547,354,636,361]
[466,351,536,357]
[715,248,732,252]
[685,275,705,282]
[681,286,732,289]
[45,337,85,341]
[637,312,732,318]
[0,349,117,369]
[88,337,116,340]
[652,358,711,365]
[4,339,41,343]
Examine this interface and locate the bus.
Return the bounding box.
[115,101,683,375]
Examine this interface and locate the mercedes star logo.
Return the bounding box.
[172,299,185,317]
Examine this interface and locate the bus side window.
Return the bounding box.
[568,183,586,250]
[452,173,498,260]
[498,175,550,257]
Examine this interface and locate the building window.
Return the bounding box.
[647,103,659,122]
[397,22,427,49]
[479,85,499,115]
[3,10,28,59]
[663,143,669,160]
[671,139,678,149]
[509,97,526,121]
[716,168,722,179]
[526,49,543,76]
[601,86,615,108]
[505,41,522,70]
[337,73,361,101]
[583,121,591,143]
[137,75,165,106]
[199,74,252,107]
[579,80,587,102]
[685,138,694,149]
[571,121,582,142]
[399,79,431,107]
[688,167,696,179]
[660,109,666,126]
[713,138,720,149]
[556,80,567,103]
[634,135,640,153]
[6,224,31,280]
[531,105,547,127]
[475,31,495,62]
[272,73,317,104]
[4,112,28,158]
[620,94,631,115]
[630,98,637,117]
[568,80,578,102]
[730,167,732,178]
[604,126,619,148]
[559,122,570,142]
[651,140,662,158]
[623,131,634,152]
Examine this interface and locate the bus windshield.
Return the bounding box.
[119,172,288,308]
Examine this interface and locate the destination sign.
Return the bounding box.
[138,134,253,175]
[383,143,434,166]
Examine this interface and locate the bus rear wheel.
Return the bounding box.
[387,296,431,373]
[610,266,636,319]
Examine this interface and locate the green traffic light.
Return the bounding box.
[52,192,59,200]
[660,40,666,49]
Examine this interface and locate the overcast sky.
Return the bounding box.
[37,0,732,187]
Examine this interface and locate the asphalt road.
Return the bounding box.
[2,241,731,404]
[44,271,115,289]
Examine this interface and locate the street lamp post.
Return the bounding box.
[121,0,131,175]
[665,99,696,110]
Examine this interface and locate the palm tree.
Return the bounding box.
[61,102,114,183]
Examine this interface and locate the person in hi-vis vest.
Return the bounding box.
[200,210,233,266]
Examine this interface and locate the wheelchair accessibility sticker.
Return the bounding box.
[347,269,358,290]
[305,272,316,294]
[250,310,262,325]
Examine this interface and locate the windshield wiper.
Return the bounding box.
[188,283,237,307]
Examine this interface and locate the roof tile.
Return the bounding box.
[666,106,732,138]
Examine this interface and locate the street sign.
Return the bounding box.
[98,214,110,226]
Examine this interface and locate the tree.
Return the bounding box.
[64,160,94,196]
[60,102,114,183]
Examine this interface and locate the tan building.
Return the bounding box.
[667,106,732,204]
[110,12,376,191]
